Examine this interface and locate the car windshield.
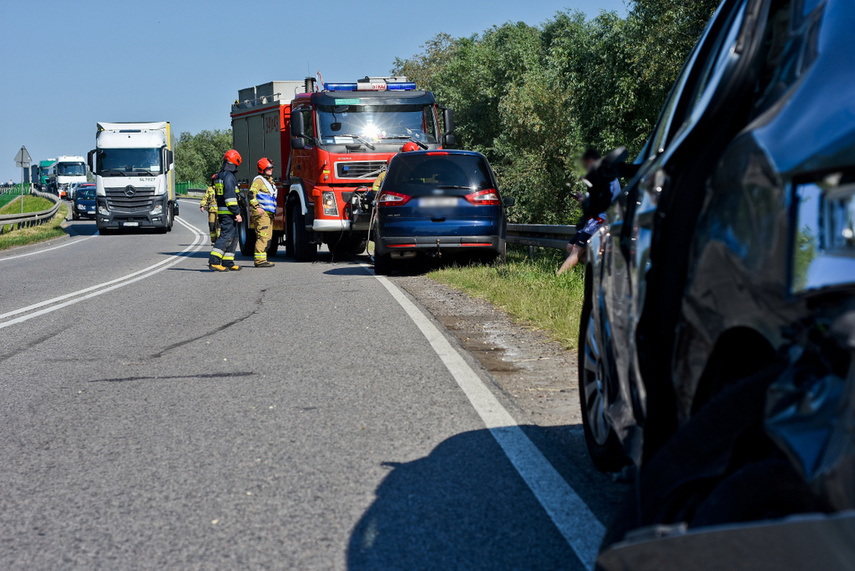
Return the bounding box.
[57,163,86,176]
[316,104,439,147]
[384,154,494,196]
[96,148,162,174]
[78,188,95,199]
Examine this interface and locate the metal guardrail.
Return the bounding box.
[0,190,62,234]
[506,224,576,251]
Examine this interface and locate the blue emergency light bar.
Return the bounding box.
[323,82,417,92]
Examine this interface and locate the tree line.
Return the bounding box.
[393,0,718,223]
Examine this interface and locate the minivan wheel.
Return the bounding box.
[579,273,625,472]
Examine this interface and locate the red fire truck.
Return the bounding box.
[230,77,455,261]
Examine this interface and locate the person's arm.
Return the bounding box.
[372,171,386,193]
[223,175,241,220]
[248,179,265,215]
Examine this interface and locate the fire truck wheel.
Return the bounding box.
[238,207,256,257]
[290,204,317,263]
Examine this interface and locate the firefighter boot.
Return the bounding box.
[255,261,275,268]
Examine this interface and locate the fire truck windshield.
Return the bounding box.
[316,104,439,147]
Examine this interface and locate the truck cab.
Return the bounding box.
[231,77,454,260]
[88,122,177,233]
[49,155,87,198]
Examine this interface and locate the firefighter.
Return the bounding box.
[200,173,220,246]
[372,141,420,193]
[248,157,277,268]
[209,149,243,272]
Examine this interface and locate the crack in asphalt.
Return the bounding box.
[89,372,256,383]
[148,289,268,359]
[0,329,63,365]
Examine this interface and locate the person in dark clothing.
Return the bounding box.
[558,149,621,275]
[208,149,244,272]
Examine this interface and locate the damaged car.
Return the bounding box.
[576,0,855,565]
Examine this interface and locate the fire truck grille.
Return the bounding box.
[336,161,385,179]
[105,187,156,211]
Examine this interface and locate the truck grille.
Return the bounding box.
[105,186,155,211]
[336,161,385,180]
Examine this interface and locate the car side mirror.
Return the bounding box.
[502,196,516,207]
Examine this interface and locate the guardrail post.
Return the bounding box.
[528,245,537,260]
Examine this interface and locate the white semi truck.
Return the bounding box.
[48,155,87,198]
[88,122,177,233]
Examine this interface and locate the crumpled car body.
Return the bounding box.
[577,0,855,558]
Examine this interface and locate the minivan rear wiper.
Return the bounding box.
[435,185,472,190]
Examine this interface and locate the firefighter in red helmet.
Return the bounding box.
[208,149,243,272]
[248,157,277,268]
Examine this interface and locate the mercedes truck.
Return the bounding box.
[88,122,177,233]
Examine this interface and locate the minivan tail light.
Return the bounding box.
[377,191,412,206]
[464,189,501,206]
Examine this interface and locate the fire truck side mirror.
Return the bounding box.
[443,108,455,135]
[291,112,307,149]
[444,134,457,147]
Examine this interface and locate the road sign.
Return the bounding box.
[14,145,32,168]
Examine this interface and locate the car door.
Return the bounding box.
[602,0,766,454]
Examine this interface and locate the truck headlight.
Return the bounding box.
[322,191,338,216]
[98,205,110,215]
[151,204,163,215]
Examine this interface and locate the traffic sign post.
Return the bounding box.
[14,146,32,215]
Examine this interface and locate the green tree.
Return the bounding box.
[390,0,721,224]
[174,129,233,183]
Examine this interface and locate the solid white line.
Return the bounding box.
[0,217,206,330]
[371,271,605,569]
[0,234,98,262]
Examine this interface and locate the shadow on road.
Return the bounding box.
[62,219,99,237]
[347,426,624,570]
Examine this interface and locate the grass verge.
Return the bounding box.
[429,246,586,349]
[0,193,18,209]
[0,203,69,251]
[0,195,55,215]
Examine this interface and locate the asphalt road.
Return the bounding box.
[0,203,610,569]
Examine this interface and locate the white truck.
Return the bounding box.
[88,122,177,233]
[48,155,87,198]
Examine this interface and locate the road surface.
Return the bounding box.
[0,203,612,569]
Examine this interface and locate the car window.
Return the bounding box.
[644,0,748,159]
[385,155,494,195]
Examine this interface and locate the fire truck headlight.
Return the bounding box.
[322,192,338,216]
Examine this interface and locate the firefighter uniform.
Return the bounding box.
[209,163,241,271]
[201,185,219,245]
[248,174,277,267]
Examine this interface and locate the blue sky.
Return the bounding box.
[0,0,627,182]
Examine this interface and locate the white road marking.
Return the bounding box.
[0,234,98,262]
[0,217,206,330]
[371,270,606,570]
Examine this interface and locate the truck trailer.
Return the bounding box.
[230,77,454,260]
[88,122,177,233]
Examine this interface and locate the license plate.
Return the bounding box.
[123,222,139,227]
[420,197,457,208]
[88,210,96,213]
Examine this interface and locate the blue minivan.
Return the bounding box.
[373,150,513,274]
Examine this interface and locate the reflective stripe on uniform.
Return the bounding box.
[222,253,235,261]
[210,249,224,259]
[254,253,266,259]
[225,198,238,206]
[217,208,233,215]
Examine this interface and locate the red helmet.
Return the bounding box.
[401,142,420,153]
[224,149,242,166]
[211,173,218,184]
[257,157,274,173]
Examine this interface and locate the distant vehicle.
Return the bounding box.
[48,155,87,198]
[38,159,56,191]
[88,122,177,233]
[72,185,96,220]
[372,150,513,274]
[67,181,87,200]
[576,0,855,565]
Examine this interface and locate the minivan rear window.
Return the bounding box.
[384,154,494,196]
